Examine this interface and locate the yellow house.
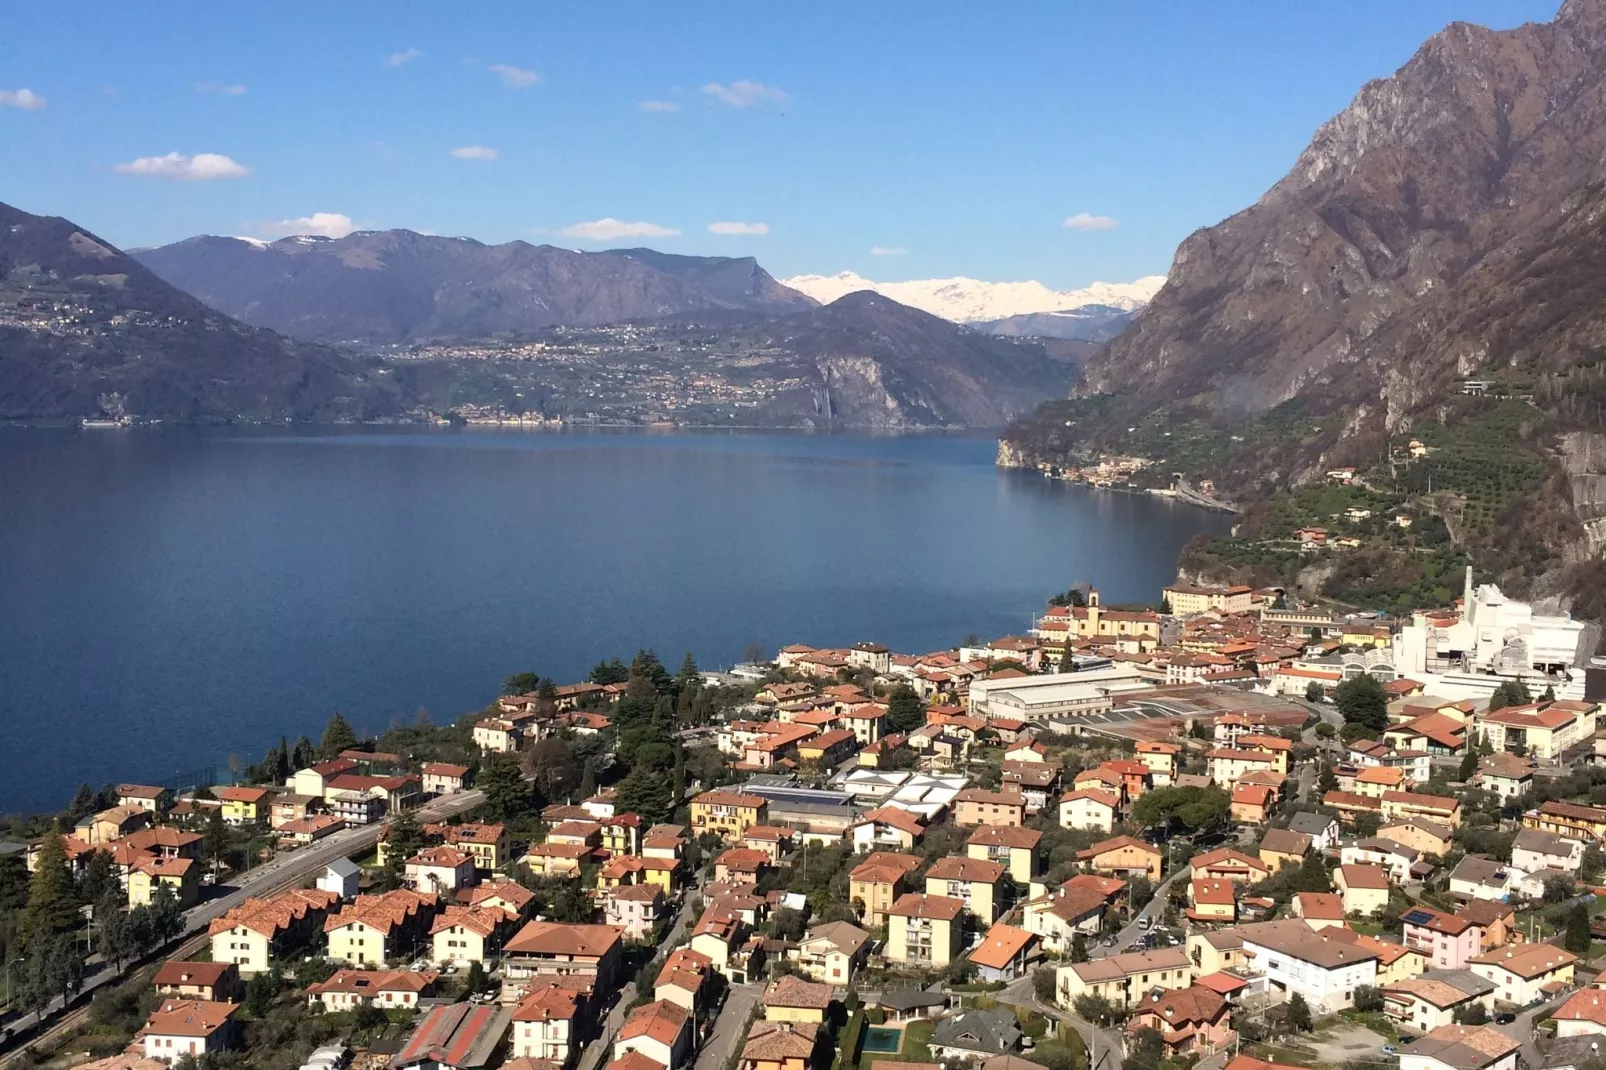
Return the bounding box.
[1354,766,1408,798]
[1334,864,1391,916]
[924,857,1006,925]
[1134,741,1180,783]
[793,921,870,986]
[1234,735,1292,775]
[1525,800,1606,844]
[1187,879,1236,922]
[1186,931,1246,977]
[762,975,834,1024]
[849,853,921,926]
[1258,828,1312,873]
[1056,947,1192,1009]
[1381,790,1461,829]
[520,842,592,878]
[430,905,516,966]
[1378,818,1455,857]
[1206,748,1281,785]
[689,791,768,842]
[601,815,642,857]
[885,893,963,969]
[216,786,271,825]
[1075,835,1161,881]
[1470,944,1577,1005]
[448,822,510,873]
[128,856,199,909]
[967,825,1042,883]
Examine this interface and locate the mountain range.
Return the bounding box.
[134,231,815,345]
[781,270,1164,326]
[999,0,1606,601]
[0,202,395,422]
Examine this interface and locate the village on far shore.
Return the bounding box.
[10,570,1606,1070]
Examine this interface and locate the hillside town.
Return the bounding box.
[8,575,1606,1070]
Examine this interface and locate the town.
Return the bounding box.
[6,573,1606,1070]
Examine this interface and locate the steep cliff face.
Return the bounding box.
[1079,0,1606,432]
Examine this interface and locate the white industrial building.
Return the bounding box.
[967,666,1152,720]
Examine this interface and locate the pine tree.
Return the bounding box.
[77,850,116,907]
[24,826,79,940]
[886,686,924,734]
[67,784,96,821]
[629,650,672,696]
[96,889,134,969]
[291,736,317,770]
[384,807,426,877]
[320,712,357,758]
[1459,748,1479,782]
[478,752,532,821]
[1566,902,1593,954]
[615,767,673,825]
[674,653,700,695]
[273,736,292,783]
[203,808,230,873]
[588,659,629,685]
[1287,993,1312,1032]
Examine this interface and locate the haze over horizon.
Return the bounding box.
[1,0,1560,290]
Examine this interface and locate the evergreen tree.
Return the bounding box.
[1566,902,1593,954]
[478,752,533,821]
[578,759,597,801]
[614,767,673,825]
[320,712,357,758]
[1294,853,1332,893]
[629,650,672,696]
[1489,680,1532,710]
[465,960,488,995]
[588,658,629,685]
[1542,684,1557,702]
[1477,730,1495,756]
[383,807,426,884]
[885,685,925,734]
[503,671,540,696]
[25,827,79,940]
[1332,675,1388,731]
[523,737,579,801]
[203,808,230,873]
[291,736,317,770]
[674,653,700,695]
[95,889,134,969]
[77,850,116,907]
[1287,993,1313,1032]
[67,784,96,821]
[1458,748,1479,782]
[273,736,292,784]
[147,884,183,945]
[244,969,279,1016]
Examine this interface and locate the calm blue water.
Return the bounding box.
[0,427,1231,812]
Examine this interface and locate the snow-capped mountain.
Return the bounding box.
[781,271,1166,323]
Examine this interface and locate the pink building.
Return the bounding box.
[606,884,667,940]
[1402,906,1480,970]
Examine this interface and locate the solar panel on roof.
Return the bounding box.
[1401,909,1435,925]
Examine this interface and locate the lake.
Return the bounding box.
[0,427,1231,812]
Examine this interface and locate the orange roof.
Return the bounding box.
[216,786,270,804]
[1382,790,1459,813]
[618,999,690,1046]
[1294,892,1344,919]
[505,921,623,958]
[1060,788,1121,808]
[854,806,927,837]
[1338,864,1390,890]
[967,825,1043,850]
[764,975,835,1010]
[144,999,238,1038]
[693,790,766,809]
[512,986,582,1023]
[887,893,964,922]
[308,969,436,997]
[926,856,1006,884]
[967,923,1036,970]
[1191,879,1235,906]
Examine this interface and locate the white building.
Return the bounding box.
[1511,829,1585,876]
[1237,920,1379,1014]
[967,667,1151,720]
[317,858,360,900]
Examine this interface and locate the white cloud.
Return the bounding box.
[638,100,679,113]
[702,80,787,107]
[489,64,539,89]
[0,89,46,110]
[388,48,422,67]
[196,82,246,95]
[559,218,680,241]
[870,246,906,256]
[1062,212,1119,231]
[450,145,499,160]
[708,221,768,236]
[113,152,250,181]
[261,212,356,239]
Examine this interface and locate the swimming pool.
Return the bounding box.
[863,1027,903,1053]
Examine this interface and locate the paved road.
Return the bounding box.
[694,984,761,1070]
[997,977,1122,1070]
[1089,868,1185,960]
[577,891,704,1070]
[0,788,483,1056]
[1488,990,1568,1069]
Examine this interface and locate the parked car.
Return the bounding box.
[1495,1013,1517,1025]
[1382,1046,1397,1056]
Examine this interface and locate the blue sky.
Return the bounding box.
[1,1,1560,289]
